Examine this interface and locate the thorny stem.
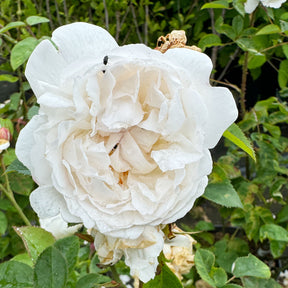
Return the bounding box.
[210,79,241,93]
[130,4,143,43]
[110,265,125,287]
[240,51,248,119]
[63,0,69,24]
[217,47,240,82]
[54,0,63,26]
[208,6,219,76]
[144,4,149,45]
[260,42,288,53]
[0,157,31,226]
[115,0,120,41]
[46,0,54,30]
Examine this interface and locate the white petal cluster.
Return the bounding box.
[244,0,286,13]
[163,227,196,279]
[15,23,237,282]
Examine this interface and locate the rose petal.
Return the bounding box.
[25,40,67,97]
[151,146,203,172]
[15,115,52,185]
[30,185,65,218]
[124,227,164,283]
[164,48,238,148]
[25,23,118,98]
[52,23,118,64]
[40,214,82,239]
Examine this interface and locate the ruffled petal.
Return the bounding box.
[164,48,238,148]
[25,23,118,98]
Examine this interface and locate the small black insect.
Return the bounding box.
[103,55,108,65]
[109,143,118,156]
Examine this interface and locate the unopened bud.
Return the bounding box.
[0,127,11,141]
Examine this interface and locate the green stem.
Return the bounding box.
[240,51,248,119]
[110,265,125,287]
[0,157,31,226]
[0,183,31,226]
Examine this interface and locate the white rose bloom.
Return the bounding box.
[16,23,237,282]
[244,0,286,13]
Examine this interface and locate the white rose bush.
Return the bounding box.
[1,0,288,287]
[15,22,237,283]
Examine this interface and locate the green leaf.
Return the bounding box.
[194,221,215,231]
[276,205,288,223]
[214,238,249,273]
[9,172,34,196]
[27,105,39,120]
[0,261,33,287]
[248,54,266,70]
[143,263,183,288]
[210,267,227,287]
[75,274,111,288]
[280,20,288,33]
[26,16,50,26]
[282,44,288,59]
[89,254,103,274]
[10,37,38,70]
[34,246,68,288]
[11,253,33,267]
[223,285,243,288]
[0,199,16,212]
[223,123,256,161]
[278,59,288,89]
[232,0,245,17]
[201,0,229,9]
[194,249,216,287]
[259,224,288,242]
[198,34,222,51]
[0,21,26,33]
[270,240,287,258]
[6,159,31,175]
[216,19,237,40]
[9,92,21,111]
[242,277,282,288]
[0,212,7,235]
[14,226,55,263]
[256,24,281,35]
[203,180,243,208]
[54,236,79,273]
[3,148,17,166]
[232,254,270,278]
[232,15,244,36]
[0,74,18,83]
